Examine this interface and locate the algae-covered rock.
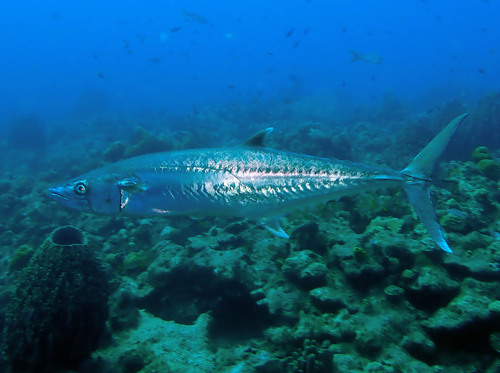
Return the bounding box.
[282,250,328,288]
[333,353,368,373]
[366,216,404,233]
[292,313,344,343]
[125,127,173,158]
[382,344,437,373]
[459,231,494,251]
[443,240,500,281]
[354,322,386,357]
[362,225,408,257]
[423,292,491,333]
[187,228,243,252]
[402,266,460,310]
[402,329,436,361]
[283,338,334,373]
[488,300,500,318]
[140,238,275,338]
[472,146,493,162]
[440,212,467,232]
[118,350,149,373]
[95,310,215,372]
[103,140,127,162]
[8,244,35,272]
[422,278,499,352]
[300,262,329,288]
[122,251,151,275]
[309,286,346,312]
[477,159,500,181]
[383,285,405,302]
[340,256,387,289]
[109,288,140,332]
[353,246,368,262]
[291,222,328,254]
[490,332,500,354]
[3,226,110,372]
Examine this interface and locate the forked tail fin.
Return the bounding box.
[401,113,468,253]
[349,50,361,63]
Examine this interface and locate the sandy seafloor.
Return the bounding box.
[0,93,500,372]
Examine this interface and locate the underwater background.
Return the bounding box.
[1,0,500,372]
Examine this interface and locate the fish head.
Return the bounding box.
[49,173,121,215]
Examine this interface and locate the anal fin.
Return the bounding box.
[263,217,289,239]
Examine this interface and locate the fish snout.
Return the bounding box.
[48,186,69,201]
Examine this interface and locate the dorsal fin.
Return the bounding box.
[243,127,273,147]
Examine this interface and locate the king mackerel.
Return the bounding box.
[49,114,468,253]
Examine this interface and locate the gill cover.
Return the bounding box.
[85,178,121,215]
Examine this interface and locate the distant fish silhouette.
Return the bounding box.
[170,27,182,33]
[136,34,147,43]
[182,9,209,25]
[349,50,383,64]
[285,28,295,38]
[148,57,162,64]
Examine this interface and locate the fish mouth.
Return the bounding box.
[48,187,69,201]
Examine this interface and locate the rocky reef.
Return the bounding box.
[0,96,499,372]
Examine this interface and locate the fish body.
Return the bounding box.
[52,147,403,218]
[349,50,384,64]
[49,114,469,252]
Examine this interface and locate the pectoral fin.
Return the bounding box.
[262,217,289,239]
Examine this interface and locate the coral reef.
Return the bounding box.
[1,98,500,372]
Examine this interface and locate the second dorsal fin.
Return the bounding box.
[243,127,274,147]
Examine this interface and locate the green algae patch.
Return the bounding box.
[103,141,127,162]
[122,250,152,275]
[353,246,368,262]
[471,146,493,162]
[440,212,467,233]
[367,216,404,233]
[8,244,35,272]
[476,159,500,181]
[384,285,405,302]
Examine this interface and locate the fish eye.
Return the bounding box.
[74,181,87,195]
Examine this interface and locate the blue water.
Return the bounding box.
[0,0,498,123]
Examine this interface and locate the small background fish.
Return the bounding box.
[349,50,384,64]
